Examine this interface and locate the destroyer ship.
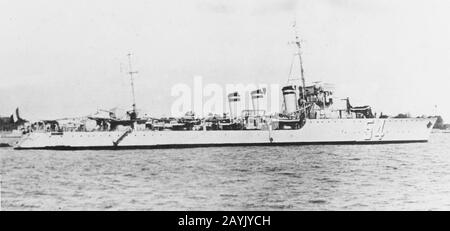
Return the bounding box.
[15,31,436,150]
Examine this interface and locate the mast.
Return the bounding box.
[291,21,307,119]
[127,53,138,115]
[293,25,306,96]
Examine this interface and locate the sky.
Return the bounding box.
[0,0,449,122]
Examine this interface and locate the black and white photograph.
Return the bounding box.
[1,0,450,214]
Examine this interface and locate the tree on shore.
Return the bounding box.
[394,113,410,118]
[433,115,446,129]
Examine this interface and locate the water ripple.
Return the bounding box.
[1,133,450,210]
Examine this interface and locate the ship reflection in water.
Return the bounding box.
[1,132,449,210]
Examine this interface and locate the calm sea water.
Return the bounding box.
[1,132,449,211]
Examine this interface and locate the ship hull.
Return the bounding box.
[15,118,436,150]
[0,132,22,147]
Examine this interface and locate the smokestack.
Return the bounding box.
[250,88,267,113]
[282,85,299,114]
[228,92,241,119]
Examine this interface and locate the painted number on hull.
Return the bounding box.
[365,120,385,141]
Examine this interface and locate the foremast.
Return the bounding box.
[127,53,138,120]
[287,21,308,121]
